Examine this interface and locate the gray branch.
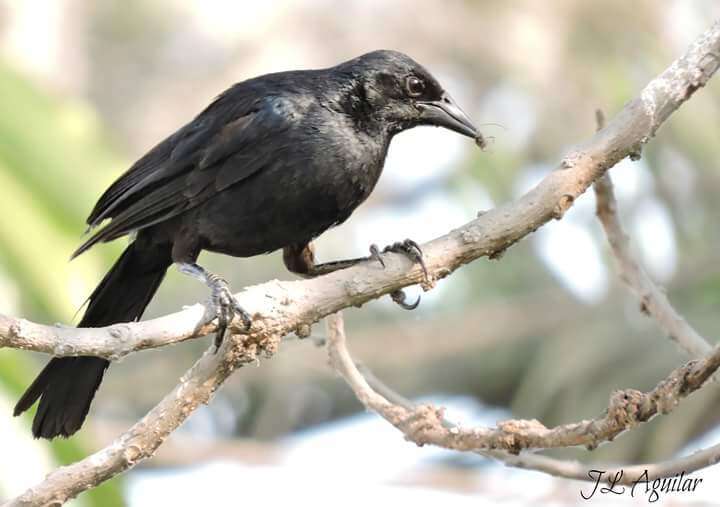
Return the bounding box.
[356,355,720,485]
[594,174,712,357]
[326,312,720,453]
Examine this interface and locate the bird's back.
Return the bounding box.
[74,65,390,258]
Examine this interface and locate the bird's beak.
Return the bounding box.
[417,93,479,139]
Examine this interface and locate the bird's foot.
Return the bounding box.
[368,243,384,267]
[389,289,421,310]
[209,276,251,351]
[382,239,428,281]
[369,238,428,311]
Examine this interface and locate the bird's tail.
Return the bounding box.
[14,241,172,439]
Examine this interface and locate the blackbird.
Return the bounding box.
[14,50,480,439]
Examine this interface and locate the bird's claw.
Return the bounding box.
[370,238,427,311]
[390,289,421,310]
[382,238,429,283]
[211,278,251,351]
[368,243,384,268]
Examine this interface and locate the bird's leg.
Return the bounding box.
[283,240,428,310]
[177,262,251,350]
[282,242,377,277]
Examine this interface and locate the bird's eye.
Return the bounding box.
[405,76,425,97]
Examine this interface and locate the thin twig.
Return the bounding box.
[593,176,711,357]
[593,107,711,357]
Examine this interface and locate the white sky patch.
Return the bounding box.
[477,84,537,152]
[630,198,677,282]
[672,425,720,505]
[514,157,677,303]
[347,189,474,309]
[609,158,654,206]
[460,179,496,212]
[355,191,469,248]
[554,185,598,225]
[282,396,506,482]
[658,147,697,204]
[533,220,608,304]
[183,0,287,44]
[0,393,56,501]
[127,462,488,507]
[1,0,63,79]
[512,163,550,197]
[383,125,466,191]
[515,164,608,303]
[664,0,720,51]
[127,397,561,507]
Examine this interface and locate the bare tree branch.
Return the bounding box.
[4,332,271,507]
[594,175,712,357]
[356,340,720,485]
[592,103,711,358]
[495,442,720,486]
[0,308,217,359]
[326,313,720,453]
[4,18,720,507]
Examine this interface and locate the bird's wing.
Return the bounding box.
[72,93,295,258]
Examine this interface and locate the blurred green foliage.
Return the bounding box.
[0,61,124,507]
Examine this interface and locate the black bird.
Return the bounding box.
[14,50,480,439]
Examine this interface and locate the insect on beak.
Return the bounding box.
[417,93,479,139]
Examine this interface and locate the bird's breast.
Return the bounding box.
[322,136,388,215]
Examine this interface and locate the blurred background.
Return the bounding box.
[1,1,720,505]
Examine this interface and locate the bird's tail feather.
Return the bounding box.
[14,241,171,439]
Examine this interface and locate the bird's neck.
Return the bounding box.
[332,82,394,141]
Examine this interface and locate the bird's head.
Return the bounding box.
[338,50,479,140]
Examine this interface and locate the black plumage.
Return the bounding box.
[14,50,479,439]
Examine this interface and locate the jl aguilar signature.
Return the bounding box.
[581,469,703,503]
